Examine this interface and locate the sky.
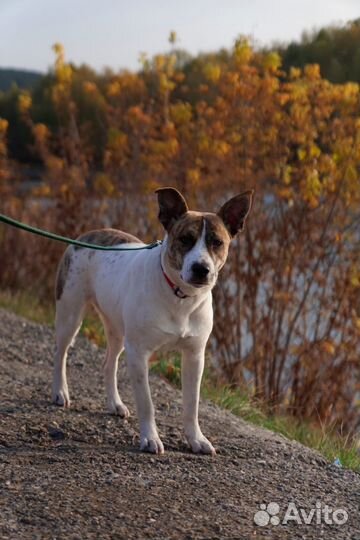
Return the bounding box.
[0,0,359,73]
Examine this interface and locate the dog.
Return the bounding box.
[53,187,253,454]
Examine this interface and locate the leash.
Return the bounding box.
[0,213,162,251]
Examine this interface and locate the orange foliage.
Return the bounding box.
[1,41,360,431]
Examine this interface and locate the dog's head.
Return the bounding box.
[156,187,253,292]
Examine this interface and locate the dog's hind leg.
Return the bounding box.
[52,293,86,408]
[102,318,129,418]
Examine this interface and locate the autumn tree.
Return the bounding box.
[1,39,360,431]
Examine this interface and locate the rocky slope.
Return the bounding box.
[0,309,359,540]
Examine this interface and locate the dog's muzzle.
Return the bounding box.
[189,262,211,286]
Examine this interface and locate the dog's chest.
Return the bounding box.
[162,310,195,339]
[156,317,199,352]
[152,298,213,350]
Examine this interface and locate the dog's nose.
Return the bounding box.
[191,262,210,280]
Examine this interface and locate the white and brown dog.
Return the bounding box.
[53,187,253,454]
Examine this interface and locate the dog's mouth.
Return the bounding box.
[181,275,213,288]
[189,281,205,289]
[189,279,210,287]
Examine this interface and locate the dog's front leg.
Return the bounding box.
[182,345,216,455]
[125,343,164,454]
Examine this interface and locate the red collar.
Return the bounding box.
[161,265,188,299]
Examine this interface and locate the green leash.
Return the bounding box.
[0,213,162,251]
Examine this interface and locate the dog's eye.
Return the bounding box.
[212,237,223,248]
[179,234,195,247]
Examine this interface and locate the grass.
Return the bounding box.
[1,288,359,472]
[0,289,106,346]
[202,383,360,471]
[0,289,55,325]
[151,353,360,472]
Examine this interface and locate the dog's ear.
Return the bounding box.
[218,190,254,237]
[155,187,189,231]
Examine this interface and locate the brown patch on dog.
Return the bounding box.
[55,250,72,301]
[166,212,203,270]
[55,229,142,301]
[74,228,142,250]
[203,213,231,270]
[166,211,231,272]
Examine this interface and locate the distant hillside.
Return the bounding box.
[276,18,360,83]
[0,68,43,92]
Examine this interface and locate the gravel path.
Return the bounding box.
[0,308,359,540]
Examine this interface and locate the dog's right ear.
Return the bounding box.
[155,187,189,232]
[218,190,254,237]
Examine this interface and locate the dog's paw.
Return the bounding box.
[188,435,216,455]
[140,436,164,454]
[108,400,130,418]
[52,389,70,408]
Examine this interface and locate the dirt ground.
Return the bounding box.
[0,308,359,540]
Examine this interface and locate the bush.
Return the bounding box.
[1,41,359,432]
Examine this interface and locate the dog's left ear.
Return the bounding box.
[155,187,189,231]
[218,190,254,237]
